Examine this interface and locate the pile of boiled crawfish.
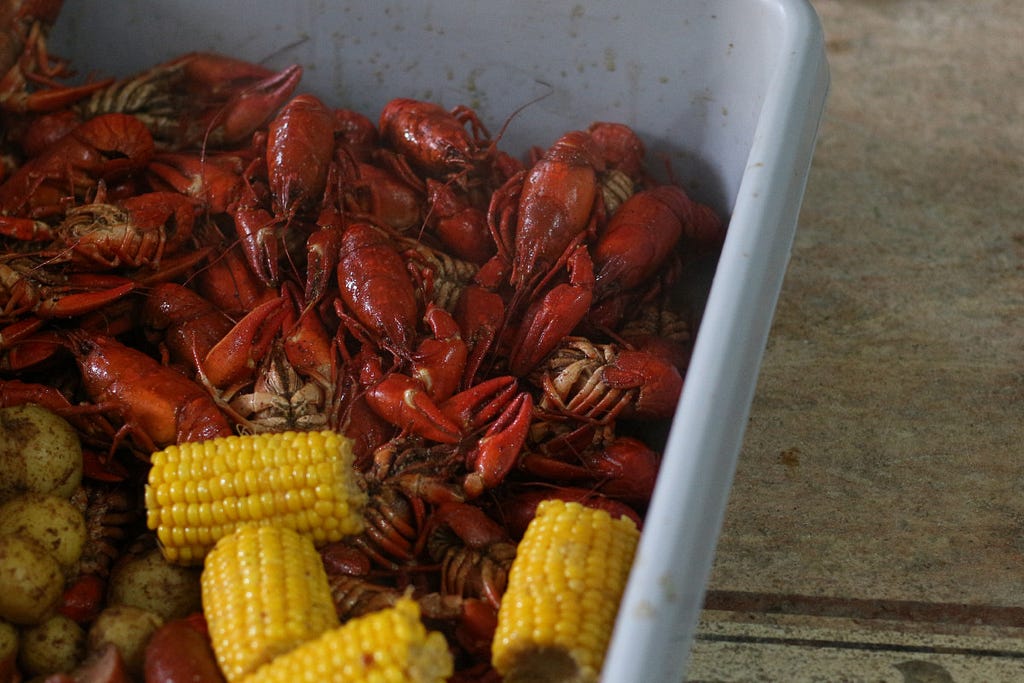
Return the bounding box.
[0,1,725,679]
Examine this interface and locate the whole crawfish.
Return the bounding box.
[335,222,420,359]
[0,112,154,218]
[266,93,336,218]
[76,52,302,149]
[487,129,604,315]
[39,190,199,270]
[0,257,136,322]
[378,97,492,181]
[593,184,724,302]
[529,336,683,424]
[67,330,232,453]
[230,93,336,286]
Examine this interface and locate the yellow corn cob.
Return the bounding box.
[201,524,341,682]
[239,596,453,683]
[145,430,367,564]
[491,499,640,683]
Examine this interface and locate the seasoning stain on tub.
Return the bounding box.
[632,599,658,619]
[658,573,680,602]
[604,47,616,72]
[568,4,586,38]
[463,68,482,95]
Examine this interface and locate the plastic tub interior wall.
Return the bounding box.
[50,1,829,679]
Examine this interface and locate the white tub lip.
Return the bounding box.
[601,0,829,680]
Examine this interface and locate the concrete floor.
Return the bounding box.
[687,0,1024,680]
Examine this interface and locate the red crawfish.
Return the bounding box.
[190,241,278,319]
[424,502,516,608]
[229,93,336,286]
[335,221,420,359]
[0,112,155,218]
[66,330,232,453]
[76,51,302,149]
[503,243,595,376]
[266,93,336,218]
[140,281,235,371]
[518,429,660,507]
[335,158,425,233]
[378,97,492,181]
[61,481,139,624]
[529,335,683,424]
[333,106,380,161]
[593,184,725,302]
[364,371,533,500]
[0,257,136,323]
[145,149,248,214]
[487,129,604,314]
[37,190,199,270]
[18,107,81,156]
[0,0,113,112]
[587,120,649,183]
[423,178,495,265]
[176,53,302,147]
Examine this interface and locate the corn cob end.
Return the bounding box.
[492,499,640,683]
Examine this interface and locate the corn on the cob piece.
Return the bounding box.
[239,596,453,683]
[145,430,366,564]
[201,524,341,682]
[491,499,640,683]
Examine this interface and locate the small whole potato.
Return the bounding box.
[18,613,87,677]
[0,534,65,625]
[0,620,18,683]
[87,604,164,676]
[0,493,88,572]
[0,404,83,502]
[107,547,202,621]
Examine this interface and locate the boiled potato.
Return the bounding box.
[0,493,87,572]
[107,547,202,621]
[0,534,65,625]
[87,605,164,676]
[0,621,17,683]
[0,404,83,502]
[18,613,87,677]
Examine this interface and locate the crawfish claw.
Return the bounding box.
[440,375,518,433]
[463,391,533,498]
[366,374,462,444]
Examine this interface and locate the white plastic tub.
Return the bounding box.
[51,1,828,679]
